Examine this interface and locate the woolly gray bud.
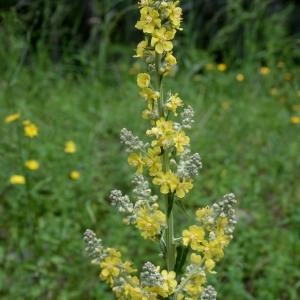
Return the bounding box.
[83,229,106,263]
[120,128,144,153]
[140,262,164,287]
[201,285,217,300]
[181,106,194,129]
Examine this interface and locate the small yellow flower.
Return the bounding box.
[290,116,300,124]
[221,101,230,110]
[260,66,270,75]
[25,160,39,170]
[64,141,76,153]
[217,63,227,72]
[5,113,21,123]
[135,7,161,33]
[151,27,175,54]
[236,73,244,82]
[137,73,151,89]
[10,175,26,184]
[270,88,277,96]
[23,121,38,138]
[70,171,80,180]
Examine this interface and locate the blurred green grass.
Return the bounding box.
[0,59,300,299]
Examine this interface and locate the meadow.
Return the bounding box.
[1,1,300,299]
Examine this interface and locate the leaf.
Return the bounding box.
[174,244,189,274]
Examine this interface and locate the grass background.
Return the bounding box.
[1,1,300,299]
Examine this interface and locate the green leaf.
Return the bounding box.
[174,244,189,274]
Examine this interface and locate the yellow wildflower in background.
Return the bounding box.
[270,88,278,96]
[290,116,300,124]
[260,66,270,75]
[70,171,80,180]
[236,73,244,82]
[5,112,21,123]
[221,101,230,110]
[64,141,76,153]
[217,63,227,72]
[284,73,292,81]
[23,120,38,138]
[25,160,39,170]
[10,175,25,184]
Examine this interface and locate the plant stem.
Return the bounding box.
[155,52,175,271]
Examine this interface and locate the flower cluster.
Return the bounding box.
[84,1,237,299]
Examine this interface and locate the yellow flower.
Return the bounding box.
[260,66,270,75]
[135,7,161,33]
[190,253,202,264]
[168,2,182,28]
[136,207,166,240]
[236,73,244,82]
[100,254,121,285]
[173,130,190,153]
[151,27,176,54]
[284,73,292,81]
[152,170,179,194]
[128,152,145,173]
[217,63,227,72]
[175,178,193,198]
[70,170,80,180]
[137,73,151,89]
[10,175,25,184]
[64,141,76,153]
[290,116,300,124]
[5,113,20,123]
[205,258,216,273]
[166,93,183,116]
[25,160,39,170]
[221,101,230,110]
[161,270,177,294]
[23,121,38,138]
[270,88,277,96]
[182,225,205,250]
[134,38,149,58]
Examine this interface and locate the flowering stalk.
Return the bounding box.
[84,1,237,299]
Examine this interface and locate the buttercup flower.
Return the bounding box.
[70,170,80,180]
[65,141,76,153]
[23,120,38,138]
[10,175,25,185]
[25,160,39,170]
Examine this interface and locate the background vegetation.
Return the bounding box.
[1,0,299,299]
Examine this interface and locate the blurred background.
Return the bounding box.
[0,1,300,299]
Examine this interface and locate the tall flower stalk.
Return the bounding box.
[84,1,237,299]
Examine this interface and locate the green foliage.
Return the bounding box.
[1,56,299,298]
[0,0,300,298]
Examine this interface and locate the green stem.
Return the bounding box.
[165,195,175,271]
[154,52,176,271]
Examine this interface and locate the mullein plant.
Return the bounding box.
[84,1,237,299]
